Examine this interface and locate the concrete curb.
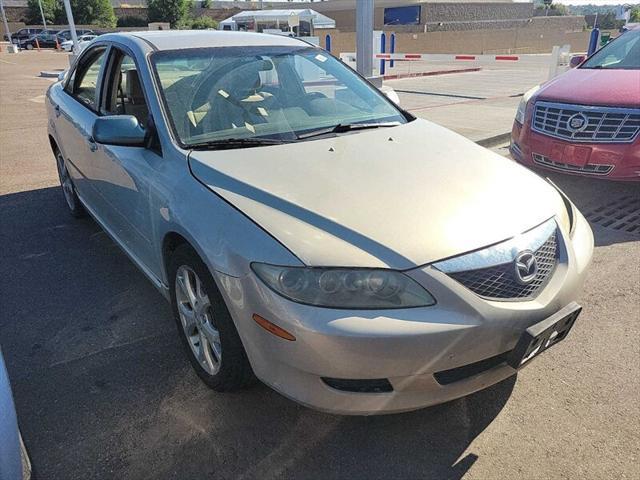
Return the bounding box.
[476,132,511,148]
[40,69,64,78]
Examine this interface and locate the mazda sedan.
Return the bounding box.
[47,31,593,414]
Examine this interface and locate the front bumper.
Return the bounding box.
[215,213,593,415]
[511,121,640,181]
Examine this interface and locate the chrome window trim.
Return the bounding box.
[433,218,557,274]
[531,100,640,144]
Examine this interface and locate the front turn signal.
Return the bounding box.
[252,314,296,341]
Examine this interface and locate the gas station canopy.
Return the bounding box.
[219,9,336,34]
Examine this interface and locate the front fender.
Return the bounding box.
[154,161,302,285]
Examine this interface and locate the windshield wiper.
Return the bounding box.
[296,122,400,140]
[188,137,289,150]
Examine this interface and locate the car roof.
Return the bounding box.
[103,30,311,51]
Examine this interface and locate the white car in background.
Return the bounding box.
[60,34,97,52]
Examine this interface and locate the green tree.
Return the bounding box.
[630,6,640,23]
[26,0,59,26]
[56,0,116,28]
[190,16,217,29]
[147,0,188,27]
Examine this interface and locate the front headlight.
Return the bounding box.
[515,85,541,125]
[251,264,436,309]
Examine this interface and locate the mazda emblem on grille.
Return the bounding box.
[514,251,538,285]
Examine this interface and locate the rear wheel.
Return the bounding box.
[26,43,33,50]
[54,148,85,218]
[169,244,254,391]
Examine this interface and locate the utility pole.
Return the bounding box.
[38,0,47,29]
[61,0,79,54]
[0,0,12,45]
[356,0,374,77]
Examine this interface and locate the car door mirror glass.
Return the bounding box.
[93,115,146,147]
[569,55,586,68]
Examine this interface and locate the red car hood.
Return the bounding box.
[537,68,640,108]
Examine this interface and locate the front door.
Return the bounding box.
[87,46,163,274]
[55,45,109,209]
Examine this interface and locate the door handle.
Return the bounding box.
[54,104,61,118]
[87,137,98,152]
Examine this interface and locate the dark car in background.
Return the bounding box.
[19,29,60,49]
[4,27,43,43]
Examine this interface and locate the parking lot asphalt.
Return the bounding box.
[0,50,639,480]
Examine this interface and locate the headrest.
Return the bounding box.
[124,69,144,102]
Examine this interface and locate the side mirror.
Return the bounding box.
[57,70,67,82]
[93,115,146,147]
[380,86,401,106]
[569,54,586,68]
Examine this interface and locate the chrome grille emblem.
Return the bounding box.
[567,113,588,132]
[514,250,538,285]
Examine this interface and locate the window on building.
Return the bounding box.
[384,6,421,26]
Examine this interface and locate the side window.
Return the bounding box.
[104,50,149,128]
[65,47,107,110]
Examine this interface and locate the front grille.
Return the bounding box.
[532,101,640,144]
[447,230,559,300]
[532,153,614,176]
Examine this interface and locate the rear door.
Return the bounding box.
[54,45,109,209]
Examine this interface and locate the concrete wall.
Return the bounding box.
[302,2,536,31]
[319,19,596,56]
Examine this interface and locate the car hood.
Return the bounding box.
[189,119,565,269]
[538,68,640,108]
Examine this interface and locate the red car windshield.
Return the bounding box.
[582,29,640,70]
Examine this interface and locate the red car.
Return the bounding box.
[511,28,640,181]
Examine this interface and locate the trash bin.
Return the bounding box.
[600,32,611,47]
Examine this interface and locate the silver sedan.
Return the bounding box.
[46,31,593,415]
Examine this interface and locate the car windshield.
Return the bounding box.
[151,46,407,147]
[581,29,640,70]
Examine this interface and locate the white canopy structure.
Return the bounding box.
[218,9,336,35]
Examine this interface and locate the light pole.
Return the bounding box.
[61,0,79,54]
[37,0,47,29]
[356,0,374,77]
[0,0,12,45]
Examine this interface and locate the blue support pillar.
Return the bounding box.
[588,28,600,56]
[380,33,386,76]
[325,34,331,52]
[390,33,396,68]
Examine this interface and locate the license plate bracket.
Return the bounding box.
[507,302,582,369]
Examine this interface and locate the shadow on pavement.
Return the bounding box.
[529,169,640,247]
[0,186,516,479]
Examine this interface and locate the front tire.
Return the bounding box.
[54,148,85,218]
[169,244,254,391]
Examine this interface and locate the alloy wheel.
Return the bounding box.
[175,265,222,375]
[55,151,76,211]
